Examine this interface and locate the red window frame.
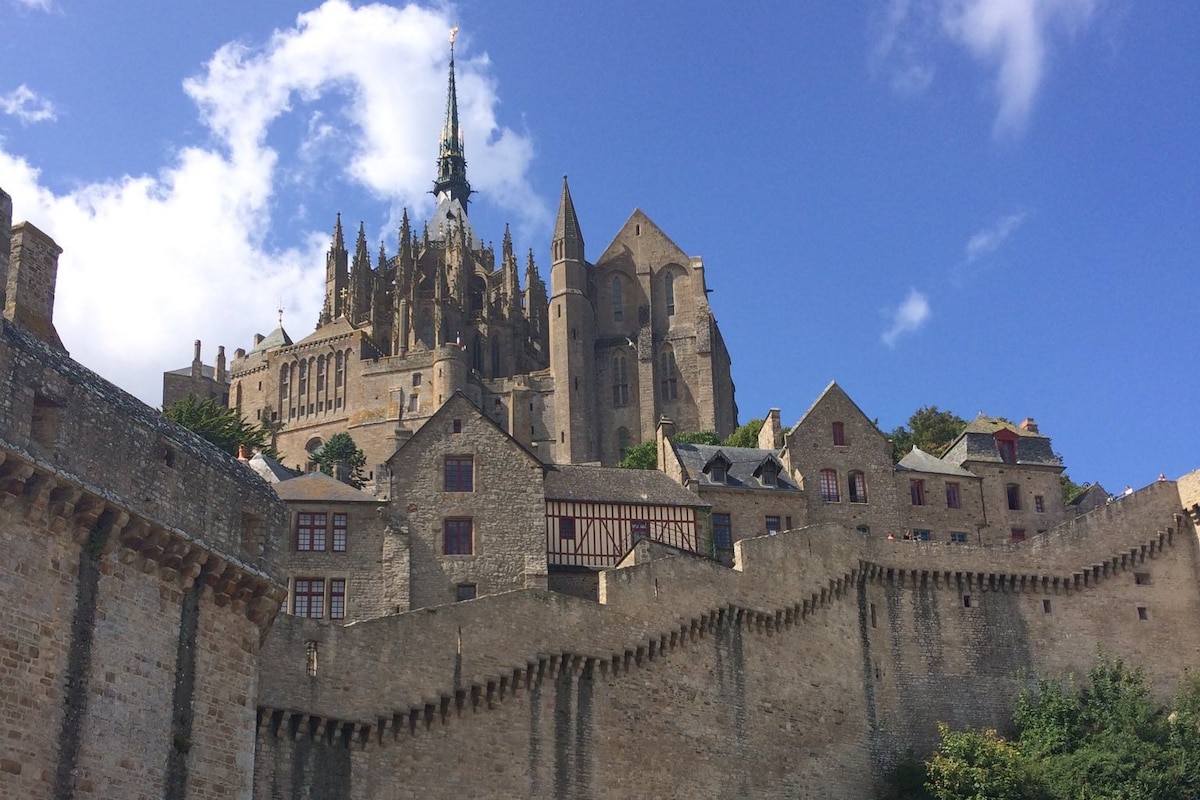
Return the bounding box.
[329,579,346,619]
[296,512,326,551]
[444,456,474,492]
[294,578,325,618]
[910,480,926,506]
[819,469,840,502]
[848,471,867,504]
[332,513,347,552]
[832,421,845,446]
[444,518,473,555]
[946,482,961,509]
[1011,528,1026,543]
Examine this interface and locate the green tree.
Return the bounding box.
[617,440,657,470]
[310,432,368,488]
[723,418,764,449]
[675,430,721,445]
[889,406,968,463]
[925,725,1043,800]
[1060,473,1085,504]
[163,394,278,459]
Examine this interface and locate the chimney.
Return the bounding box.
[191,339,203,379]
[216,345,227,383]
[253,333,264,347]
[759,408,783,449]
[1019,418,1039,434]
[655,416,676,471]
[6,221,64,350]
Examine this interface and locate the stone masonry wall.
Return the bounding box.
[254,478,1200,797]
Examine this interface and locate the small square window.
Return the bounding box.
[444,456,474,492]
[912,529,931,541]
[1043,599,1052,613]
[1137,606,1148,621]
[963,595,972,608]
[1011,528,1026,543]
[559,517,576,540]
[711,465,726,483]
[413,373,422,386]
[631,519,649,542]
[765,516,781,535]
[1034,495,1044,513]
[950,532,967,544]
[1134,573,1150,586]
[456,584,477,602]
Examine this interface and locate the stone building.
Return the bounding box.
[0,187,287,799]
[162,339,230,409]
[218,41,737,473]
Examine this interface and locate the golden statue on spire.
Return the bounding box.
[450,25,459,49]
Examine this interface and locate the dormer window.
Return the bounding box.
[761,466,776,487]
[994,430,1018,463]
[703,451,732,484]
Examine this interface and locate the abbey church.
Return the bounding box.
[220,41,737,473]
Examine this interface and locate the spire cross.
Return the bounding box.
[277,299,284,326]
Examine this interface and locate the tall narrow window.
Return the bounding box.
[444,519,473,555]
[995,432,1017,464]
[660,347,678,401]
[910,479,926,506]
[280,364,291,404]
[491,338,501,378]
[444,456,474,492]
[1034,495,1044,513]
[329,579,346,620]
[612,353,629,407]
[472,334,484,373]
[298,360,308,398]
[1006,483,1022,511]
[294,579,325,618]
[316,355,326,398]
[712,514,732,550]
[946,482,961,509]
[612,275,624,321]
[335,352,344,390]
[664,271,675,316]
[616,427,630,461]
[332,513,347,552]
[832,421,846,446]
[848,471,868,503]
[820,469,840,502]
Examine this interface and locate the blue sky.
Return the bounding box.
[1,0,1197,492]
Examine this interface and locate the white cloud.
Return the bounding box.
[0,1,544,406]
[882,288,931,347]
[12,0,53,10]
[873,0,1097,135]
[965,210,1026,261]
[1,85,57,124]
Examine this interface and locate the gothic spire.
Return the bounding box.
[552,175,584,262]
[433,27,472,209]
[333,212,345,249]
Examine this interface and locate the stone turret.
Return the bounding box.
[549,176,595,463]
[5,214,65,351]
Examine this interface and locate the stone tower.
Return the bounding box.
[549,177,596,463]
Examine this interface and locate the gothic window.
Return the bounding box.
[334,352,344,391]
[418,311,434,348]
[491,337,501,378]
[469,276,485,313]
[848,471,868,503]
[472,333,484,373]
[660,347,678,402]
[280,364,291,404]
[616,427,630,461]
[612,353,629,407]
[297,361,308,400]
[612,275,624,322]
[664,271,676,316]
[819,469,840,502]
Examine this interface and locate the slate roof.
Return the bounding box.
[427,197,480,250]
[271,471,380,503]
[544,465,708,508]
[164,363,227,382]
[245,453,301,484]
[673,443,800,491]
[251,325,294,354]
[942,415,1062,467]
[897,446,976,477]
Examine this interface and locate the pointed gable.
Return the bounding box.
[593,209,689,273]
